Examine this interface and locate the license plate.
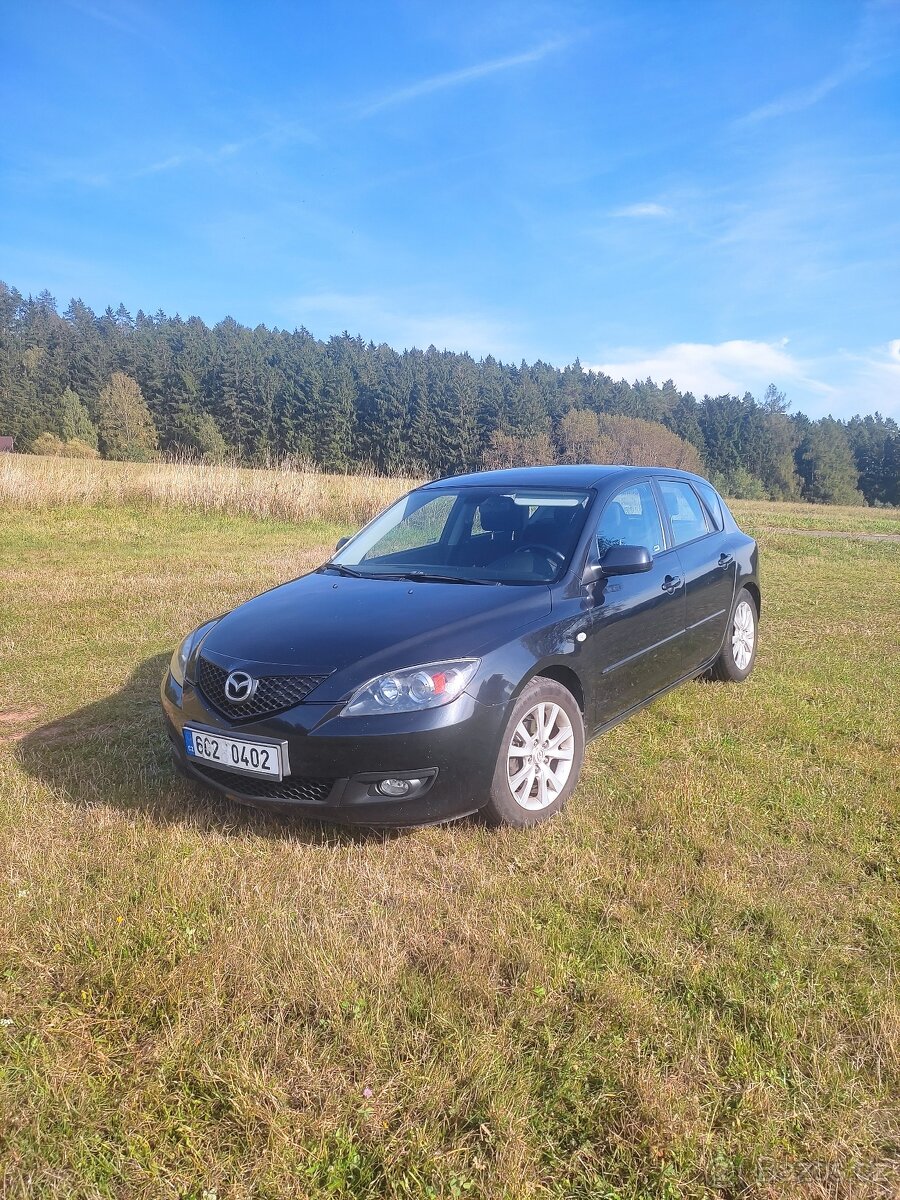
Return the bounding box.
[183,727,283,779]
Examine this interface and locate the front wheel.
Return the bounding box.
[710,587,758,682]
[482,678,585,827]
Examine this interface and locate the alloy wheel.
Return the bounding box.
[732,599,755,671]
[506,701,575,810]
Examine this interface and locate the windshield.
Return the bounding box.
[329,486,592,584]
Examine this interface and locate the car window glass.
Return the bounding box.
[335,487,591,583]
[695,481,724,531]
[472,499,536,536]
[361,494,455,559]
[596,482,665,557]
[658,480,710,545]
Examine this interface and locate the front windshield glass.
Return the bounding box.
[330,487,592,584]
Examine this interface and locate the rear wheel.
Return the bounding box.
[482,678,585,827]
[710,587,758,682]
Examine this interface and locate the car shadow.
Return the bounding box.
[15,651,411,846]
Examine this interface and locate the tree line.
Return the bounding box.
[0,281,897,506]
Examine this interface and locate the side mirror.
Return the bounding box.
[583,544,653,584]
[335,536,350,552]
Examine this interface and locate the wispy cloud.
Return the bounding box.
[837,339,900,417]
[611,202,673,219]
[736,0,900,126]
[69,119,318,183]
[132,141,245,178]
[284,291,522,359]
[736,61,863,126]
[357,38,569,117]
[63,0,146,34]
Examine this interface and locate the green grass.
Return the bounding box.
[729,499,900,537]
[1,504,898,1199]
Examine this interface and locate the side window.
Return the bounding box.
[695,481,724,531]
[658,480,711,546]
[596,482,665,558]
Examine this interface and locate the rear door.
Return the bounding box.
[583,480,687,729]
[654,478,736,671]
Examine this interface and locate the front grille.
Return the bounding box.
[195,656,329,721]
[192,763,336,803]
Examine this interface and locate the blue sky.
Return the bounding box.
[2,0,899,418]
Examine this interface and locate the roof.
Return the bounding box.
[422,464,706,490]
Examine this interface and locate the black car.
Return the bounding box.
[161,465,760,827]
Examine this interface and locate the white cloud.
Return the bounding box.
[284,291,522,360]
[357,38,569,117]
[611,202,673,219]
[585,339,824,398]
[583,338,900,418]
[837,340,900,416]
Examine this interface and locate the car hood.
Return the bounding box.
[197,570,551,701]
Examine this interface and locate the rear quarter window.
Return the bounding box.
[695,481,724,531]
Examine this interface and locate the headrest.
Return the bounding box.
[528,505,579,532]
[479,496,527,533]
[606,501,627,532]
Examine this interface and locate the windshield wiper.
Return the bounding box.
[319,563,366,578]
[391,571,499,586]
[320,564,499,585]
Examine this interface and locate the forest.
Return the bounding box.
[0,281,896,505]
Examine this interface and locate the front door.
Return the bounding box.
[654,478,736,671]
[583,480,687,729]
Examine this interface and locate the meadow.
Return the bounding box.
[0,456,898,1199]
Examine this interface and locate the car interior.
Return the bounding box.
[596,489,665,557]
[359,491,590,581]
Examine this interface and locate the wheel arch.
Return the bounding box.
[518,663,586,714]
[743,580,761,619]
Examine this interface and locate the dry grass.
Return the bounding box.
[0,473,898,1198]
[0,454,416,528]
[5,452,899,540]
[728,498,900,537]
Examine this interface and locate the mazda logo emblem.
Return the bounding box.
[224,670,258,703]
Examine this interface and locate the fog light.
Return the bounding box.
[376,777,423,797]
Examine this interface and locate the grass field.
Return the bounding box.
[0,462,898,1198]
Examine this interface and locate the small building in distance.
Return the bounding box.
[0,436,14,453]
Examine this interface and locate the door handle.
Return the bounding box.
[718,553,734,569]
[661,574,682,594]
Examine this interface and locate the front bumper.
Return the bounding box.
[160,671,507,826]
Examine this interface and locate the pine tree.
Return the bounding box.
[52,386,98,448]
[0,275,890,503]
[795,418,862,504]
[844,413,900,504]
[315,360,355,471]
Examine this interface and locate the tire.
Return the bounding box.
[710,587,758,682]
[481,677,585,828]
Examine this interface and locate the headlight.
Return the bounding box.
[169,618,221,686]
[342,659,480,716]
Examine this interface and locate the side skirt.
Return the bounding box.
[587,655,719,744]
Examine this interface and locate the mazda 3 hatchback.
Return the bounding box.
[161,465,760,827]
